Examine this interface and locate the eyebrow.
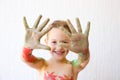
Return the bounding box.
[50,39,69,41]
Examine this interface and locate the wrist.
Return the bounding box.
[78,48,89,58]
[81,48,89,54]
[23,47,33,53]
[22,47,36,62]
[23,43,35,49]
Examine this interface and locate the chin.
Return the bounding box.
[52,51,67,60]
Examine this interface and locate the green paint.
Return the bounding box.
[71,53,84,67]
[79,52,83,57]
[71,59,81,67]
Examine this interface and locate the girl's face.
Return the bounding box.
[46,28,70,61]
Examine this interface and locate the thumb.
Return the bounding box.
[37,44,51,50]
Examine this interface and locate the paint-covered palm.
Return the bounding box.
[23,15,53,50]
[66,18,90,53]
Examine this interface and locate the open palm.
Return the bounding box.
[23,15,53,50]
[66,18,90,53]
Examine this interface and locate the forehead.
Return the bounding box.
[48,28,70,40]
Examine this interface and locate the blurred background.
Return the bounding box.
[0,0,120,80]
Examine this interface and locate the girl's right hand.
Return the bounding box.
[23,15,53,50]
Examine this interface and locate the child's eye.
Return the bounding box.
[62,41,68,43]
[52,41,56,44]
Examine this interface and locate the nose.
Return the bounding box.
[56,43,63,50]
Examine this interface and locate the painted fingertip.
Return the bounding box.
[47,18,50,21]
[23,16,26,20]
[45,46,51,50]
[47,47,51,50]
[45,18,50,23]
[75,17,79,20]
[88,21,90,26]
[39,15,42,18]
[66,19,70,22]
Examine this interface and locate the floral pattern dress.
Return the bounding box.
[44,72,73,80]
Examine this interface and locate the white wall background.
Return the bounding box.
[0,0,120,80]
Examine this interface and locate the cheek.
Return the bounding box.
[50,45,55,50]
[62,43,70,49]
[65,49,69,53]
[47,43,56,50]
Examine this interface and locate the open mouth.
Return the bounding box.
[53,51,65,56]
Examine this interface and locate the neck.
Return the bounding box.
[50,57,68,64]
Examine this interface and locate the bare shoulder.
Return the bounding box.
[66,61,73,69]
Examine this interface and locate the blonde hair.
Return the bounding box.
[49,20,71,33]
[46,20,71,39]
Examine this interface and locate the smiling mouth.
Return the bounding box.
[54,51,65,56]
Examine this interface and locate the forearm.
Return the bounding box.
[79,48,90,61]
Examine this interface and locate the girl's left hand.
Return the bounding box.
[66,18,90,53]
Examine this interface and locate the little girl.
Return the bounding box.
[22,15,90,80]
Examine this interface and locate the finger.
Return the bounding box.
[66,19,77,33]
[84,21,90,36]
[59,27,71,37]
[33,15,42,29]
[76,18,82,33]
[39,25,53,37]
[38,44,51,50]
[23,16,29,30]
[62,29,71,37]
[37,18,50,31]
